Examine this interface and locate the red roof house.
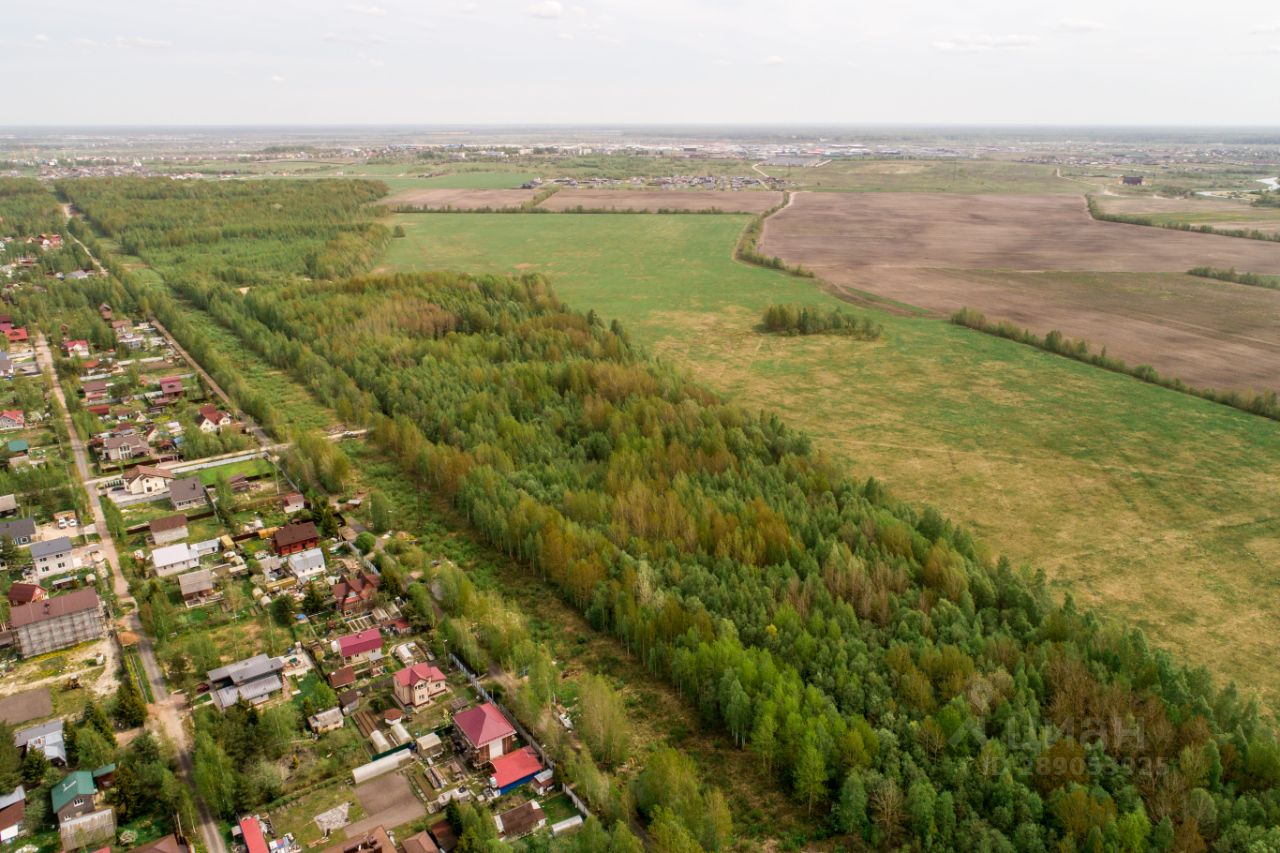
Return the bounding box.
[157,376,184,402]
[453,703,517,763]
[489,746,543,794]
[238,816,268,853]
[337,628,381,661]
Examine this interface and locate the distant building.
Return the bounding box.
[156,376,184,403]
[194,405,231,433]
[282,493,305,514]
[7,582,45,607]
[336,628,382,663]
[122,465,173,496]
[102,433,149,462]
[0,411,24,432]
[207,654,285,709]
[332,569,379,614]
[177,569,215,604]
[1121,175,1144,186]
[11,589,104,657]
[61,340,90,359]
[308,707,344,734]
[493,800,546,840]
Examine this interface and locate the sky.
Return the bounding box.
[5,0,1280,126]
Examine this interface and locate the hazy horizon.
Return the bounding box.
[7,0,1280,126]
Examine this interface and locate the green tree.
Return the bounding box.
[0,723,21,792]
[301,582,328,615]
[113,673,148,728]
[269,594,294,626]
[74,726,116,770]
[833,770,868,837]
[369,489,392,533]
[193,730,236,819]
[793,734,828,814]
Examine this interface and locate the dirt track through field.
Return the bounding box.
[761,192,1280,390]
[538,189,783,213]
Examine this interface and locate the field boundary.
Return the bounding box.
[950,307,1280,420]
[1087,194,1280,243]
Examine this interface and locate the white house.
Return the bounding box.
[287,547,326,584]
[123,466,173,496]
[31,537,76,579]
[151,543,201,577]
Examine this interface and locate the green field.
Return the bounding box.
[762,158,1078,193]
[384,211,1280,708]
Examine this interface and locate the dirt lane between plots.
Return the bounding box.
[386,188,536,210]
[538,189,783,213]
[760,192,1280,391]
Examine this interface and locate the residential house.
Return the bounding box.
[0,411,24,432]
[0,355,12,379]
[156,376,184,404]
[151,543,200,577]
[0,494,15,516]
[207,654,285,710]
[123,465,173,495]
[392,663,448,709]
[0,786,24,843]
[328,666,355,690]
[238,816,268,853]
[177,569,214,604]
[401,830,441,853]
[149,514,189,545]
[0,517,37,546]
[61,340,90,359]
[31,536,76,580]
[81,380,110,405]
[493,800,546,840]
[338,689,360,715]
[228,473,251,493]
[308,707,344,734]
[320,826,395,853]
[282,492,305,514]
[51,770,101,823]
[287,547,326,584]
[336,628,382,664]
[4,328,30,354]
[489,747,544,795]
[6,439,27,456]
[98,304,113,321]
[102,433,149,462]
[428,820,458,853]
[194,405,231,433]
[127,834,190,853]
[11,589,103,657]
[7,582,45,607]
[453,702,518,763]
[14,719,66,765]
[331,570,379,615]
[271,521,319,556]
[169,476,206,510]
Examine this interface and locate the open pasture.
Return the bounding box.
[383,210,1280,708]
[539,188,783,213]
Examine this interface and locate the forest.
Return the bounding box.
[0,178,66,237]
[59,176,1280,850]
[760,303,882,339]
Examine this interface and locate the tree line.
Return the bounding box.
[760,303,882,339]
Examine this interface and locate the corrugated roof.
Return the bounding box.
[50,770,95,814]
[454,703,515,749]
[490,746,543,790]
[338,628,381,658]
[10,589,99,628]
[30,536,72,559]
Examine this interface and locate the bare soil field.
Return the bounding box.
[1095,195,1267,217]
[761,192,1280,390]
[538,189,783,213]
[344,774,424,838]
[0,688,52,725]
[384,187,536,210]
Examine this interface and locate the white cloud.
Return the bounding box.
[527,1,564,19]
[764,55,784,65]
[33,34,49,43]
[271,75,285,83]
[1253,22,1280,34]
[347,4,387,16]
[932,33,1038,53]
[116,36,172,49]
[322,32,387,45]
[557,31,574,40]
[570,5,586,14]
[1270,44,1280,53]
[1056,18,1105,32]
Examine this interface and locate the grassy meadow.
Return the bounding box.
[383,210,1280,708]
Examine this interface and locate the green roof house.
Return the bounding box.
[50,770,97,822]
[6,439,28,455]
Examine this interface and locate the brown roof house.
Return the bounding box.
[11,589,104,658]
[272,521,319,556]
[149,514,189,546]
[332,570,379,614]
[169,476,207,511]
[493,800,546,840]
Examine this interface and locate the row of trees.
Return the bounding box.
[760,303,882,339]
